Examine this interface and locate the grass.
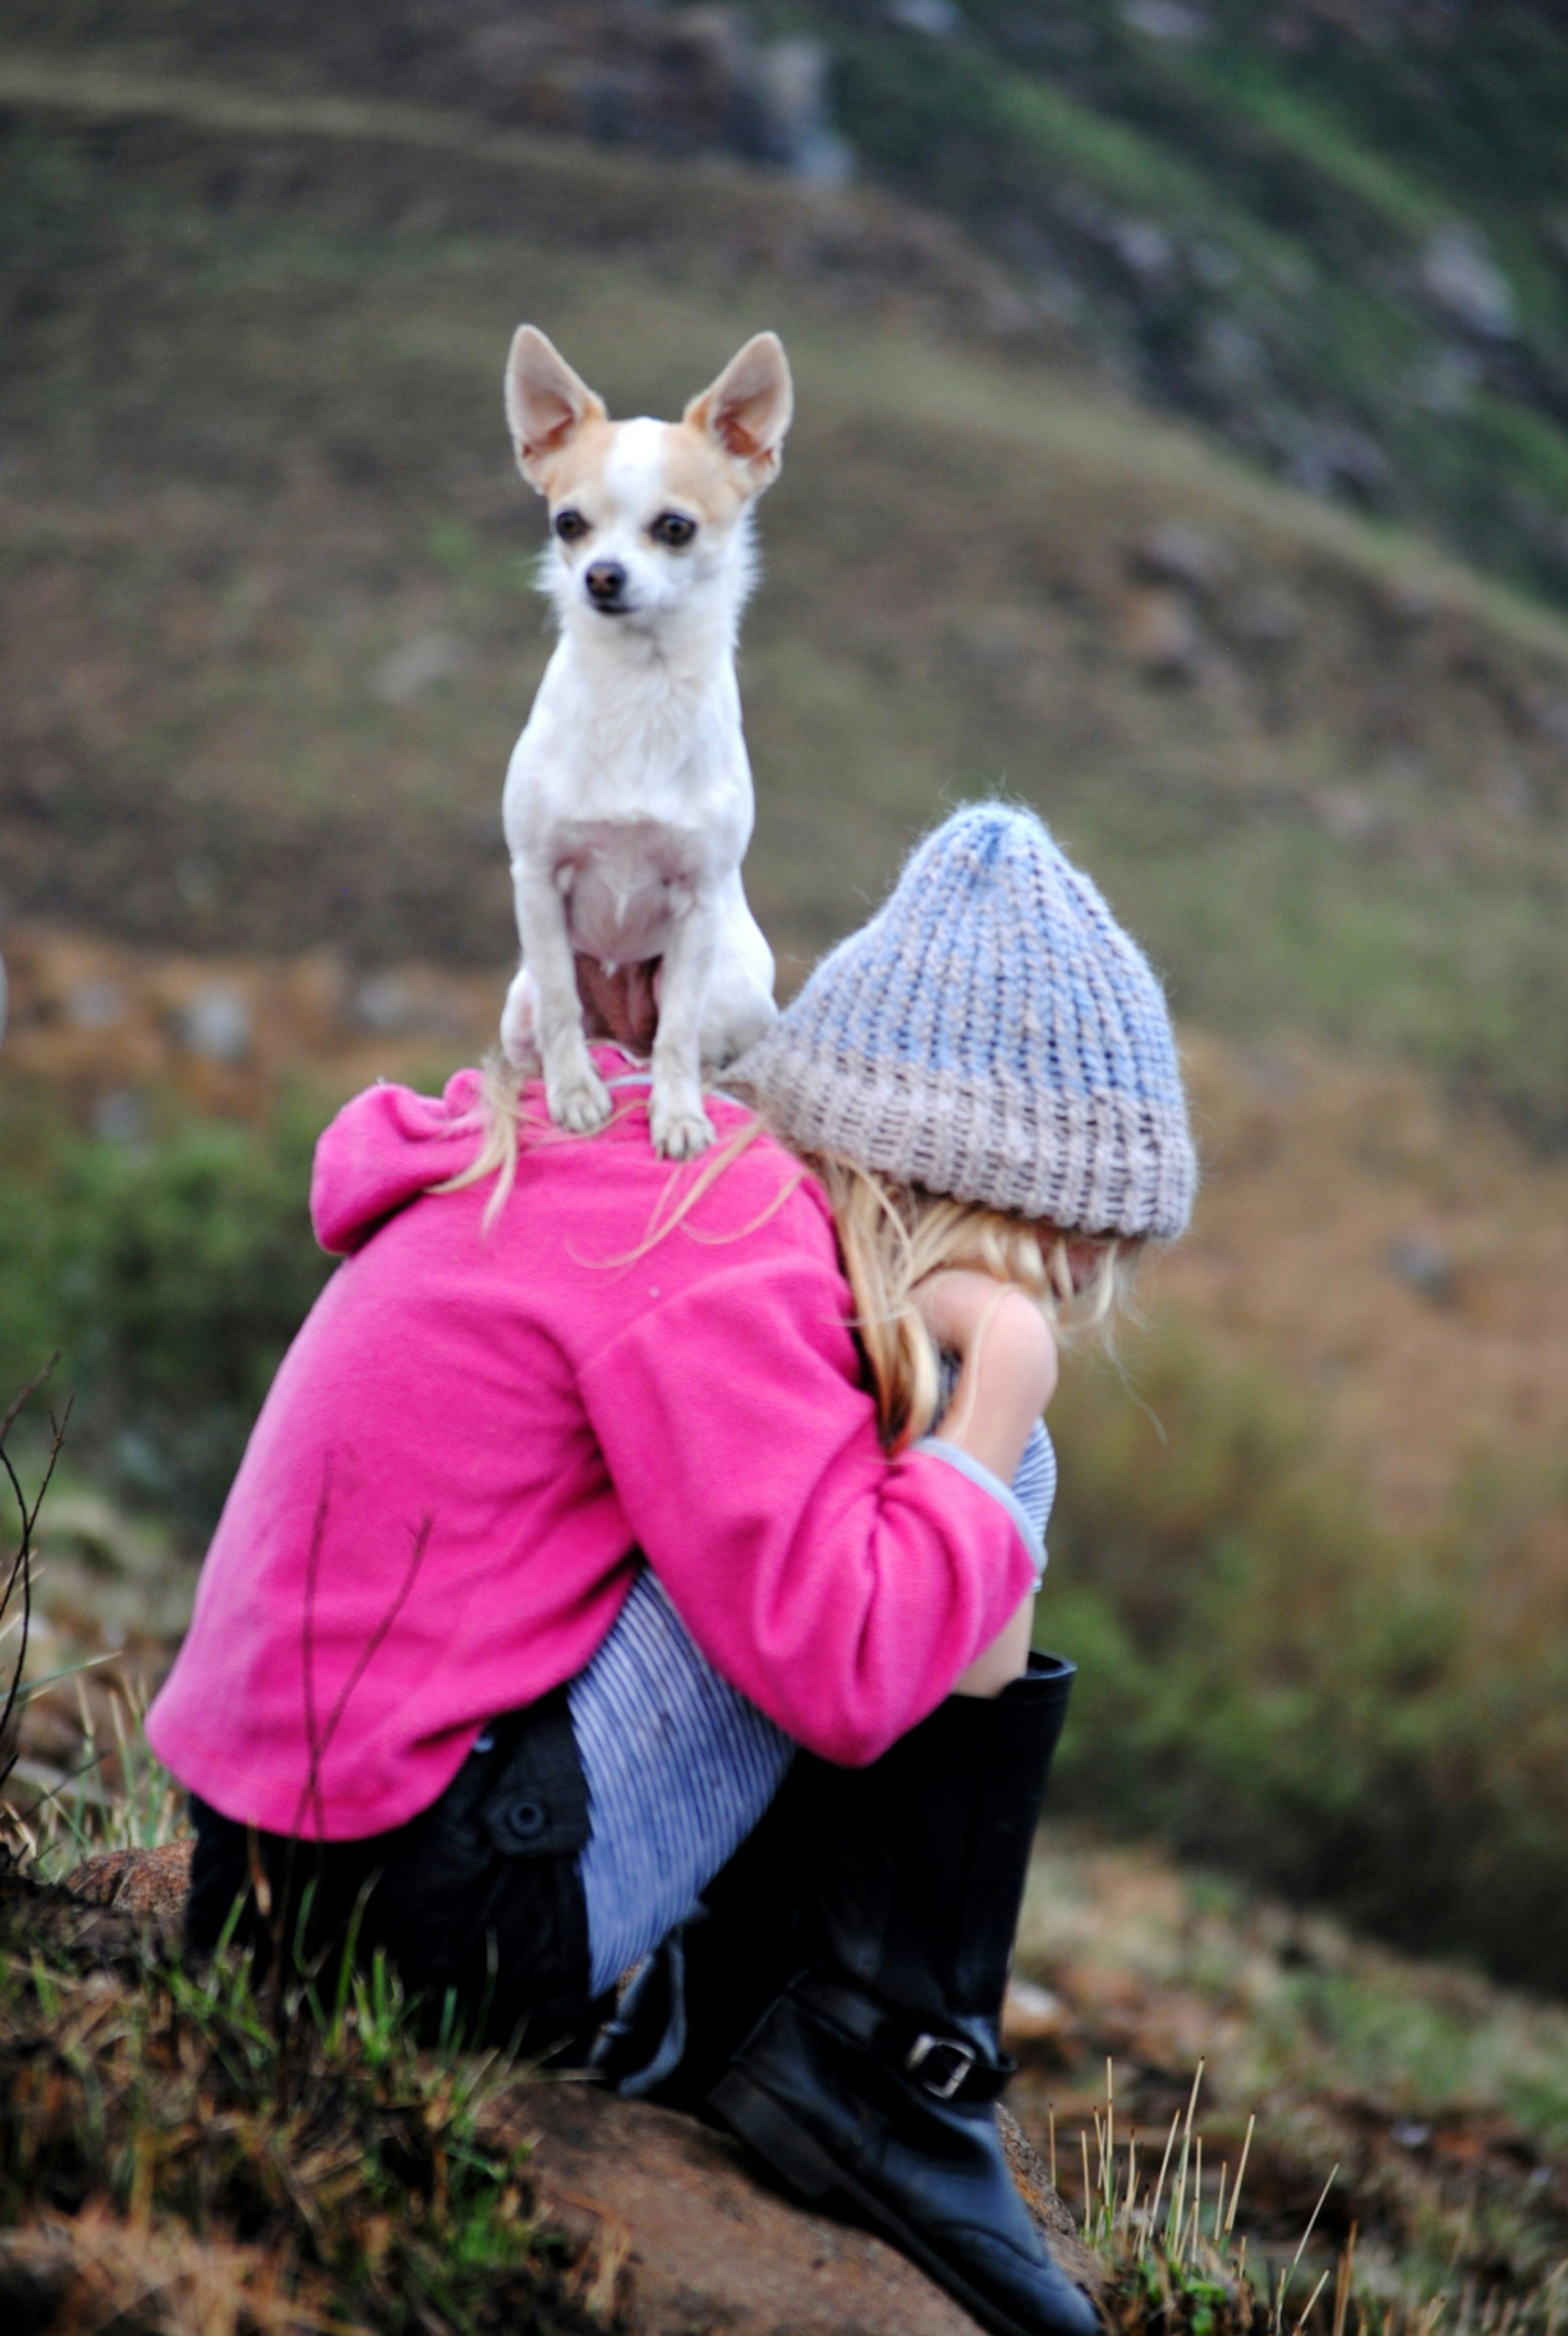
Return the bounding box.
[0,1898,605,2334]
[1015,1835,1568,2323]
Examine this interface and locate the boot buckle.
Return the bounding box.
[904,2032,978,2100]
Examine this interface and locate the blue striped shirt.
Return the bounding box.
[570,1417,1057,1992]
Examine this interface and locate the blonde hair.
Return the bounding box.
[798,1150,1131,1451]
[436,1055,1135,1449]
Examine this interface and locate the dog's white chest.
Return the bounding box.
[551,818,704,966]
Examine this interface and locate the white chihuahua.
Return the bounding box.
[498,326,792,1158]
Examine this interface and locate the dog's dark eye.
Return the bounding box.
[651,511,698,549]
[553,509,590,543]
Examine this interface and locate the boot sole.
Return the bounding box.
[710,2067,1094,2336]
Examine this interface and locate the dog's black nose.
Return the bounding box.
[585,561,627,608]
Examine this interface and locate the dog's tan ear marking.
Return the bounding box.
[685,332,793,489]
[505,327,607,490]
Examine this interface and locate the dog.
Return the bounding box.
[498,326,791,1158]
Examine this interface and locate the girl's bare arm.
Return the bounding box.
[915,1272,1057,1696]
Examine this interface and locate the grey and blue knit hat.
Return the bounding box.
[732,803,1196,1240]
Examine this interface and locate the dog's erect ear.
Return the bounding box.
[684,333,794,490]
[505,327,607,490]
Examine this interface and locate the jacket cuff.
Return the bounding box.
[911,1438,1048,1588]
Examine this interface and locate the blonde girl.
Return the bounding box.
[152,805,1194,2336]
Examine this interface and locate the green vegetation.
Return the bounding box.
[789,0,1568,606]
[0,1092,332,1527]
[1045,1324,1568,1992]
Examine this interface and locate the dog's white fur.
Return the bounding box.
[498,327,791,1158]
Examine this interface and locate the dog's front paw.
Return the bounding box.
[651,1087,715,1160]
[548,1057,614,1135]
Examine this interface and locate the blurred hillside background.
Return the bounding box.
[3,2,1568,2301]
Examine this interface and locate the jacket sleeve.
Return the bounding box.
[575,1249,1039,1765]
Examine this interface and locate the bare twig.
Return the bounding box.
[0,1367,71,1795]
[0,1354,59,1452]
[292,1459,432,1843]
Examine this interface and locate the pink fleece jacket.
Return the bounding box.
[146,1050,1037,1839]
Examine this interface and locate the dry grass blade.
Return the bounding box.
[1331,2228,1357,2336]
[1226,2115,1256,2240]
[1292,2265,1334,2336]
[1289,2166,1340,2280]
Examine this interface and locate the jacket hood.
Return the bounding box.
[311,1071,488,1255]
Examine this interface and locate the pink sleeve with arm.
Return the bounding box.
[576,1251,1037,1766]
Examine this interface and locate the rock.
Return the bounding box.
[997,2108,1093,2265]
[1524,688,1568,755]
[1415,344,1483,419]
[1002,1975,1070,2045]
[1122,0,1208,40]
[1,1863,181,1970]
[1107,217,1175,286]
[1191,240,1241,290]
[1230,587,1303,649]
[64,1839,194,1934]
[1284,423,1390,507]
[64,976,127,1032]
[350,969,473,1037]
[1420,226,1516,344]
[93,1089,149,1145]
[1195,315,1268,394]
[1132,522,1236,596]
[887,0,963,36]
[176,983,252,1064]
[493,2079,1101,2335]
[1387,1235,1456,1307]
[1120,586,1203,682]
[752,39,853,185]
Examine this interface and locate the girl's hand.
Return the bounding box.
[914,1272,1058,1420]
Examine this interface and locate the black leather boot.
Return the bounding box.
[709,1654,1098,2336]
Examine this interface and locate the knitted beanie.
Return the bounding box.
[732,803,1197,1240]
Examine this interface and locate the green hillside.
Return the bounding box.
[802,0,1568,607]
[5,61,1568,1137]
[9,0,1568,610]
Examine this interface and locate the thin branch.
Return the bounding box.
[0,1396,74,1787]
[312,1512,433,1785]
[291,1462,433,1843]
[0,1355,58,1453]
